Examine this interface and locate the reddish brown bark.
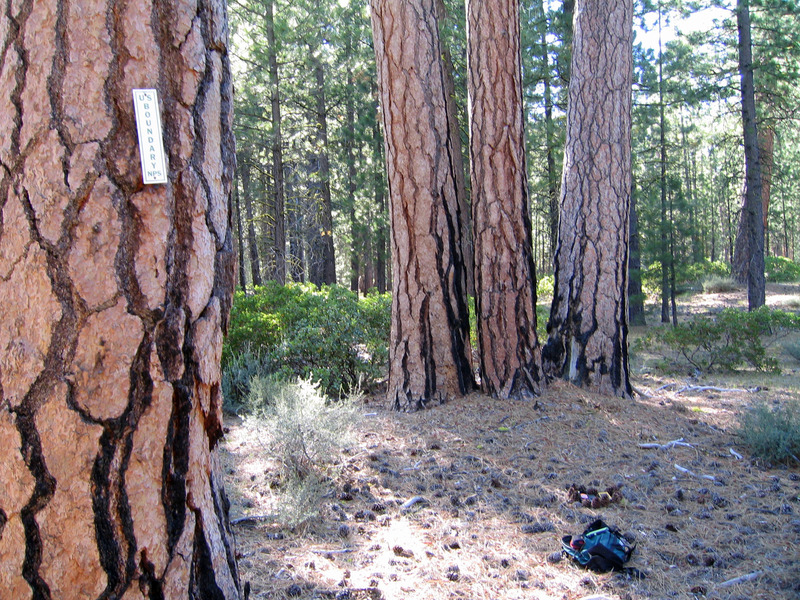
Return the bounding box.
[370,0,474,410]
[0,0,241,597]
[542,0,633,398]
[467,0,544,400]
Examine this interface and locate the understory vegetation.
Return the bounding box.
[222,262,800,476]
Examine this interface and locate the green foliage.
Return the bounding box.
[681,260,730,283]
[245,378,360,526]
[702,276,738,294]
[765,256,800,283]
[220,348,271,413]
[224,283,391,398]
[536,274,554,298]
[737,400,800,465]
[649,307,800,373]
[785,340,800,362]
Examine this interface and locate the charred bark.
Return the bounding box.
[543,0,633,398]
[370,0,474,410]
[467,0,545,400]
[0,0,241,597]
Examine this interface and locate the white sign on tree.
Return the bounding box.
[132,89,168,184]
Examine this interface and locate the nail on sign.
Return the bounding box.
[132,89,168,185]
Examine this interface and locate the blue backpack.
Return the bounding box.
[561,519,635,573]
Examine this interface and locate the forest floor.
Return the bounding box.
[220,283,800,600]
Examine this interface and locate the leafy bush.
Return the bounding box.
[245,378,360,525]
[702,276,739,294]
[220,348,271,412]
[737,401,800,465]
[223,283,391,398]
[651,307,800,373]
[642,260,731,297]
[537,274,554,298]
[765,256,800,283]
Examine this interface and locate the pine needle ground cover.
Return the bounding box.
[220,284,799,600]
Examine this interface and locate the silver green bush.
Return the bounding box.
[738,400,800,465]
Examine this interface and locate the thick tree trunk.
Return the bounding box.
[732,0,765,309]
[370,0,474,410]
[542,0,633,398]
[467,0,544,400]
[265,0,286,285]
[0,0,241,597]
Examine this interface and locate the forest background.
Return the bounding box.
[223,0,800,400]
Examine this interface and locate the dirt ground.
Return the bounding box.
[220,284,800,600]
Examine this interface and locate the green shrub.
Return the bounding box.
[642,260,731,298]
[245,378,360,525]
[652,307,800,373]
[702,276,739,294]
[765,256,800,283]
[220,348,271,412]
[537,274,554,298]
[785,341,800,363]
[737,401,800,465]
[223,283,391,398]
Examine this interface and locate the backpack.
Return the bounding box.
[561,519,635,573]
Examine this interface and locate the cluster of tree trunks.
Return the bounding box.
[0,0,242,597]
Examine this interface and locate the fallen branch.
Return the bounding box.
[638,438,693,451]
[231,514,275,525]
[674,463,716,482]
[729,448,743,460]
[400,495,430,513]
[311,548,355,555]
[675,385,757,395]
[716,570,764,588]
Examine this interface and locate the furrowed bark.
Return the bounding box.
[0,0,242,597]
[542,0,633,398]
[467,0,544,400]
[370,0,474,410]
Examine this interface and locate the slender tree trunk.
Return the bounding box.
[241,160,263,287]
[372,96,388,294]
[467,0,544,399]
[732,0,765,309]
[234,173,248,292]
[0,0,241,597]
[628,182,646,326]
[539,0,560,260]
[370,0,474,410]
[265,0,285,285]
[542,0,633,398]
[286,163,305,283]
[657,3,670,324]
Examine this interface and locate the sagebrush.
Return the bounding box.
[738,400,800,465]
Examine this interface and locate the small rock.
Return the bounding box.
[513,569,529,582]
[547,551,563,564]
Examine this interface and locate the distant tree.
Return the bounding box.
[467,0,544,399]
[0,0,241,596]
[731,0,765,309]
[370,0,474,410]
[543,0,634,398]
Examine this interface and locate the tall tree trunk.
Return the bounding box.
[657,2,670,324]
[0,0,241,597]
[241,160,263,287]
[542,0,633,398]
[234,173,248,292]
[467,0,544,400]
[731,0,765,309]
[313,54,336,286]
[265,0,285,285]
[628,182,646,326]
[370,0,474,410]
[436,0,473,297]
[286,163,305,283]
[372,97,388,294]
[539,0,560,260]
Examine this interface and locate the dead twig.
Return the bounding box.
[231,514,275,525]
[716,570,764,588]
[674,463,716,482]
[638,438,693,450]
